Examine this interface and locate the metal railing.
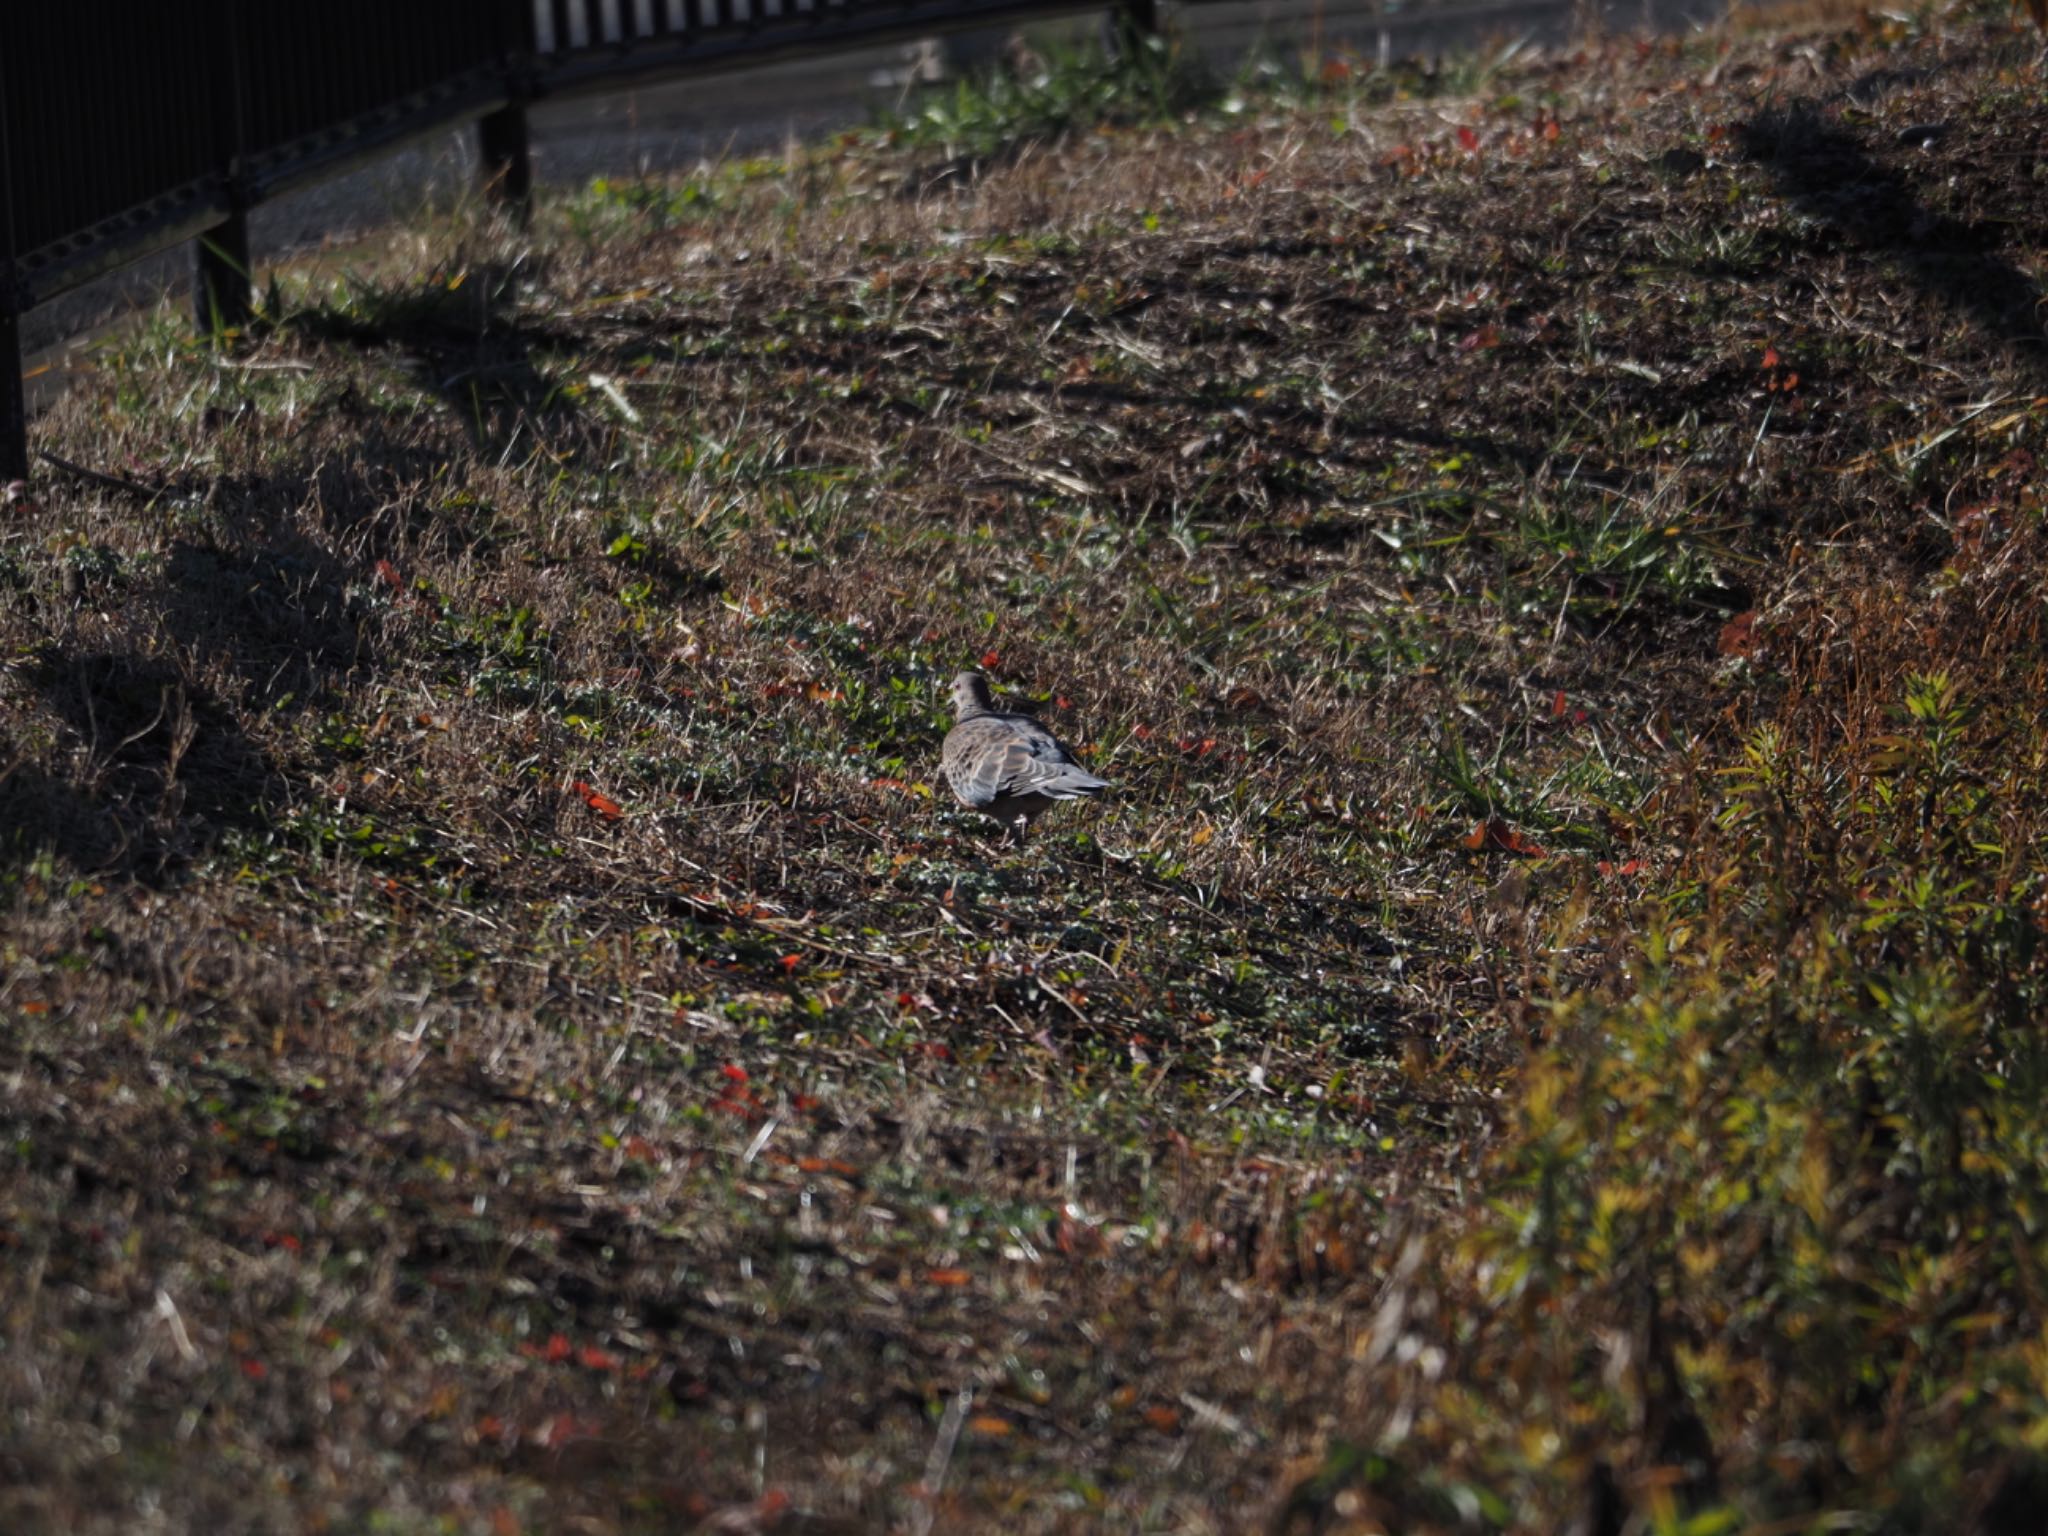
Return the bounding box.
[0,0,1158,479]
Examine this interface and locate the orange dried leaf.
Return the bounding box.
[571,780,624,820]
[1718,610,1760,658]
[1464,819,1546,857]
[925,1268,972,1287]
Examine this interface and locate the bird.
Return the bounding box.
[941,671,1109,843]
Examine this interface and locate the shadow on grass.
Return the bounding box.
[1740,104,2047,379]
[283,261,593,462]
[0,455,406,883]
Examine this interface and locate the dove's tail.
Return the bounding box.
[1037,768,1110,800]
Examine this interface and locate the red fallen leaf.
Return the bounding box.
[373,559,403,590]
[1761,346,1780,370]
[721,1063,749,1083]
[1457,125,1480,151]
[1598,858,1644,877]
[1463,819,1547,857]
[475,1414,506,1439]
[870,776,914,792]
[780,954,801,974]
[577,1345,620,1372]
[542,1334,572,1364]
[1133,724,1153,740]
[1718,609,1760,657]
[1551,690,1568,718]
[1144,1404,1183,1432]
[1459,324,1500,352]
[240,1358,268,1381]
[1543,118,1561,141]
[261,1231,302,1253]
[799,1155,862,1176]
[570,780,623,820]
[622,1134,658,1163]
[979,649,1000,669]
[21,1000,48,1015]
[926,1268,972,1287]
[1055,694,1073,709]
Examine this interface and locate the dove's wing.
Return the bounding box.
[996,728,1110,800]
[945,715,1108,807]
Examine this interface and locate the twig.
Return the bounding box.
[911,1387,972,1536]
[37,450,188,508]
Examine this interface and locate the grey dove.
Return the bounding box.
[941,671,1108,843]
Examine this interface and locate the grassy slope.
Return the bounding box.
[4,6,2048,1531]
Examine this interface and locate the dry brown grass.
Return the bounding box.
[4,3,2048,1529]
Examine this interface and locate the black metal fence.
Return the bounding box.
[0,0,1147,480]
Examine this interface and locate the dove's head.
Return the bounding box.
[949,671,997,720]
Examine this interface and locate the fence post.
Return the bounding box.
[0,47,25,483]
[195,209,255,337]
[479,102,533,226]
[0,286,24,485]
[481,0,538,227]
[197,0,254,339]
